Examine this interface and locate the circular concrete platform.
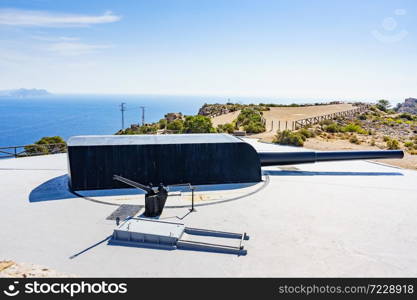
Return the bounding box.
[74,176,269,208]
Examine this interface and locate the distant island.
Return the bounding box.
[0,88,51,98]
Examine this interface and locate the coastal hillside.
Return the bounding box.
[115,99,416,170]
[116,102,359,137]
[211,103,355,136]
[270,100,417,170]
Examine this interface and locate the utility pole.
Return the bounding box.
[120,102,126,130]
[140,106,145,126]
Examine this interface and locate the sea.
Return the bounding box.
[0,94,366,147]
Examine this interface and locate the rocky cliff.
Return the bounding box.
[398,98,417,114]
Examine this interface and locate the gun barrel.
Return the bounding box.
[258,150,404,166]
[113,175,154,193]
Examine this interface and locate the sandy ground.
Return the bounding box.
[303,138,417,170]
[262,104,354,130]
[211,110,240,127]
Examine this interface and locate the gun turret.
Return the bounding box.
[68,134,406,190]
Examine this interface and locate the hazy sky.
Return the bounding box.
[0,0,416,100]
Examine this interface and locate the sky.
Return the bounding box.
[0,0,416,101]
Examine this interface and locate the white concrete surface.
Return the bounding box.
[1,139,417,277]
[118,218,184,240]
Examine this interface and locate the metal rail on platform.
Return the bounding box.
[0,143,67,159]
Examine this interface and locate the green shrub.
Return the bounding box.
[217,123,235,134]
[399,113,414,121]
[166,119,184,131]
[34,136,65,144]
[139,124,158,134]
[273,130,304,147]
[158,119,167,129]
[376,99,391,112]
[298,128,315,138]
[24,136,66,155]
[340,133,349,140]
[237,108,262,125]
[386,138,400,149]
[324,123,340,133]
[236,108,265,133]
[341,123,366,134]
[183,115,215,133]
[243,121,265,133]
[383,136,391,142]
[116,123,159,135]
[404,141,414,148]
[319,119,333,126]
[349,135,360,144]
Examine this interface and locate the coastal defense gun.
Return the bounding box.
[68,134,405,190]
[113,175,168,217]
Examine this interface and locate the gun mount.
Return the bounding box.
[113,175,168,217]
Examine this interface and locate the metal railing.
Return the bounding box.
[168,183,197,212]
[0,143,67,159]
[292,105,370,130]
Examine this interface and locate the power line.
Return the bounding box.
[140,106,145,126]
[120,102,126,130]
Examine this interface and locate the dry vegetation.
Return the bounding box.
[0,260,73,278]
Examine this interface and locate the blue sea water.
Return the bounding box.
[0,94,206,147]
[0,94,347,147]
